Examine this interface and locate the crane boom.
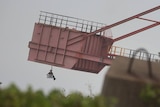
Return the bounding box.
[86,5,160,41]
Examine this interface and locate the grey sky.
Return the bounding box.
[0,0,160,95]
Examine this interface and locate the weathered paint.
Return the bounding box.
[28,23,113,73]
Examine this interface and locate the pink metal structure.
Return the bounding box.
[28,6,160,73]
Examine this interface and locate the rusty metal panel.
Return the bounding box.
[73,59,106,73]
[28,23,83,68]
[28,23,113,73]
[73,35,113,73]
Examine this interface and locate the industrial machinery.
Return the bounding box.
[28,6,160,74]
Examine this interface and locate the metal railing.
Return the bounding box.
[109,46,160,62]
[38,11,112,36]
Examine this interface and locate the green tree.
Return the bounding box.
[47,89,66,107]
[34,90,49,107]
[65,92,83,107]
[0,83,22,107]
[0,83,117,107]
[140,85,160,107]
[81,96,95,107]
[22,85,36,107]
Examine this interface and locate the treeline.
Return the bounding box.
[0,83,117,107]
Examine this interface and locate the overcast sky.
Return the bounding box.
[0,0,160,95]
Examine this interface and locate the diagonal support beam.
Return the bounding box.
[113,22,160,42]
[86,5,160,38]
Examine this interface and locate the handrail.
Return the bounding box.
[109,46,160,62]
[38,11,111,36]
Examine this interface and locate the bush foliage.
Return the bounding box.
[140,84,160,107]
[0,83,117,107]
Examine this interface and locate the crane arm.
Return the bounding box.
[86,5,160,41]
[113,22,160,42]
